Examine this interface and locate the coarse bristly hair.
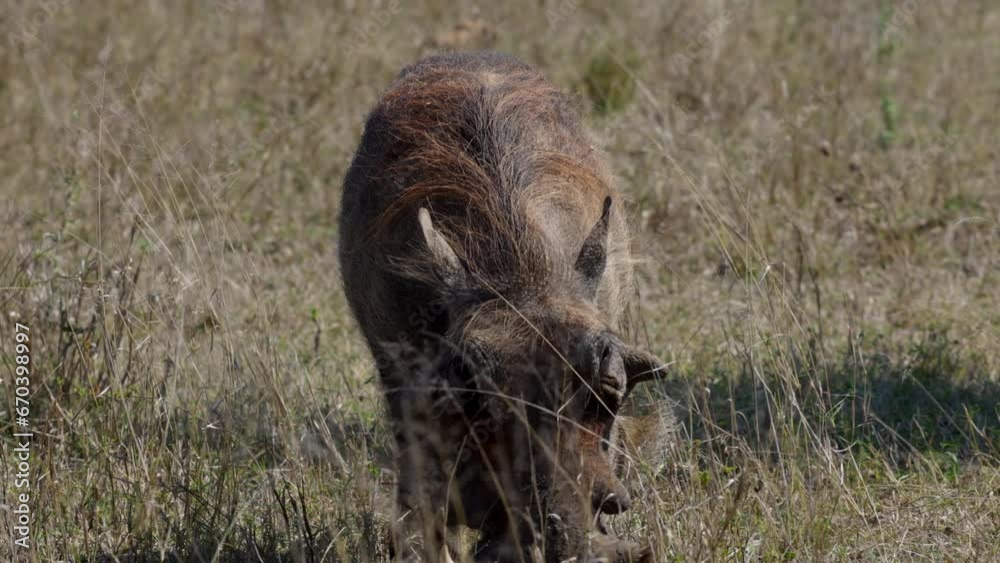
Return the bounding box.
[362,52,630,309]
[338,51,662,563]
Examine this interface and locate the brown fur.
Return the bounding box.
[339,52,660,563]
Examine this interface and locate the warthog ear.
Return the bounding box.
[575,196,612,298]
[623,346,667,393]
[418,207,466,289]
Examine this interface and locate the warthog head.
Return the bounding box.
[413,203,662,561]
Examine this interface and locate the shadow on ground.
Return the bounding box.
[658,329,1000,465]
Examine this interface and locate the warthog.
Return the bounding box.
[339,52,666,562]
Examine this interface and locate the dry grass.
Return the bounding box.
[1,0,998,561]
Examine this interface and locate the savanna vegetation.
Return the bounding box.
[1,0,997,560]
